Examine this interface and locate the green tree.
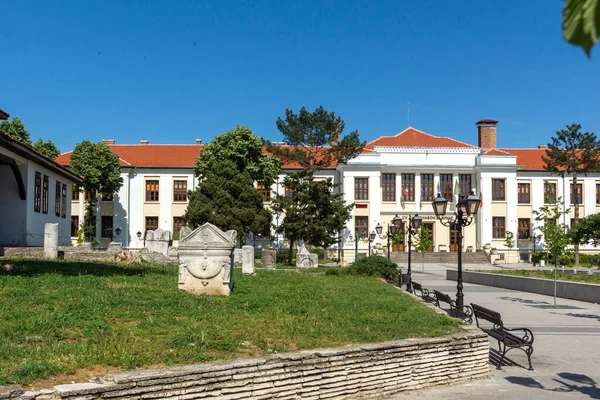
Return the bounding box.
[563,0,600,57]
[70,141,123,241]
[184,159,271,244]
[542,123,600,265]
[33,139,61,159]
[504,231,515,263]
[569,212,600,246]
[269,106,365,263]
[0,117,31,145]
[533,197,572,307]
[194,125,280,186]
[413,227,433,272]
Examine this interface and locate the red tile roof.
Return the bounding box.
[56,144,203,168]
[364,127,475,152]
[482,148,511,155]
[499,149,547,170]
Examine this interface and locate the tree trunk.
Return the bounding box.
[288,238,295,266]
[84,197,97,241]
[574,174,580,266]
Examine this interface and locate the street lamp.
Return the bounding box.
[375,214,402,261]
[368,231,376,255]
[405,214,423,293]
[432,191,480,307]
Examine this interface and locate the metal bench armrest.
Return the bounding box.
[505,327,535,344]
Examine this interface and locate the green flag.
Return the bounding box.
[454,180,460,195]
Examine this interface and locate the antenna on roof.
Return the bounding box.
[407,101,410,127]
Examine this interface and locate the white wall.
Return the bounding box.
[0,163,27,245]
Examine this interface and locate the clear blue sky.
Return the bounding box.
[2,0,598,153]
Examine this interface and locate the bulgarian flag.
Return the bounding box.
[402,186,409,200]
[479,191,483,208]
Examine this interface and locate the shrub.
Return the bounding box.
[276,248,297,264]
[310,248,324,260]
[348,255,399,282]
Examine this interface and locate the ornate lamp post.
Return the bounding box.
[432,191,480,307]
[405,214,423,293]
[375,214,402,260]
[368,231,376,256]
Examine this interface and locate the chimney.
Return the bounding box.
[196,139,202,145]
[476,119,498,149]
[538,144,546,149]
[140,139,149,145]
[103,139,115,144]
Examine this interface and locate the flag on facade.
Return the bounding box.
[479,191,483,208]
[402,186,409,199]
[454,181,460,196]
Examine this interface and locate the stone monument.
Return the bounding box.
[43,223,59,259]
[242,246,255,274]
[177,223,236,296]
[233,248,242,265]
[145,228,171,257]
[296,245,318,268]
[261,249,277,268]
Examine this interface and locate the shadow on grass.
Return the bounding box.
[506,372,600,399]
[1,258,173,277]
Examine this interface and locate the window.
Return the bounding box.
[72,184,80,200]
[61,184,67,218]
[55,181,61,217]
[492,217,505,238]
[492,179,505,201]
[421,174,434,201]
[544,181,557,204]
[597,184,600,205]
[440,174,453,200]
[173,180,188,202]
[354,178,368,201]
[71,216,79,237]
[146,180,159,202]
[256,182,271,203]
[355,216,368,239]
[382,173,396,202]
[42,175,49,214]
[517,183,530,204]
[173,217,184,235]
[285,187,295,198]
[401,173,415,201]
[570,183,583,205]
[101,193,114,202]
[518,218,531,239]
[459,174,471,196]
[34,172,42,212]
[101,216,113,238]
[145,216,159,232]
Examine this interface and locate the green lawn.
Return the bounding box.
[0,259,459,385]
[481,269,600,284]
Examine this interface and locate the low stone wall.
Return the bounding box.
[447,270,600,303]
[0,247,115,262]
[3,329,489,400]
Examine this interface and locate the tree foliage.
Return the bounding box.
[269,106,365,174]
[33,139,61,159]
[533,197,572,267]
[543,123,600,265]
[184,159,271,244]
[570,213,600,246]
[0,117,31,145]
[413,227,433,254]
[194,125,280,186]
[563,0,600,57]
[70,141,123,240]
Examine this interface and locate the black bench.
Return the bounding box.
[411,281,436,303]
[433,290,473,324]
[471,303,534,370]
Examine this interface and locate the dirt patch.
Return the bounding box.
[24,365,123,391]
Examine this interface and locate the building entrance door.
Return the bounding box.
[449,223,459,252]
[423,222,434,252]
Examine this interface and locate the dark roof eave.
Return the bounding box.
[0,132,82,183]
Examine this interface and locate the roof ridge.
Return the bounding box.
[108,143,203,146]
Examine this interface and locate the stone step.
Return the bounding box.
[389,250,490,265]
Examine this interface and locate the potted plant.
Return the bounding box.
[538,253,546,267]
[490,247,498,255]
[484,243,491,251]
[391,231,405,252]
[466,245,474,252]
[438,244,447,252]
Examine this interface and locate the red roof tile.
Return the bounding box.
[364,127,475,152]
[499,149,547,170]
[482,148,511,155]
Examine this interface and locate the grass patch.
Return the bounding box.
[479,269,600,285]
[0,258,460,385]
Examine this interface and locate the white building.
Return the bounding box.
[57,120,600,259]
[0,108,82,246]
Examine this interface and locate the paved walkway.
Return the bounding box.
[389,263,600,399]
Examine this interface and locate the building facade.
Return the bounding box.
[57,120,600,259]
